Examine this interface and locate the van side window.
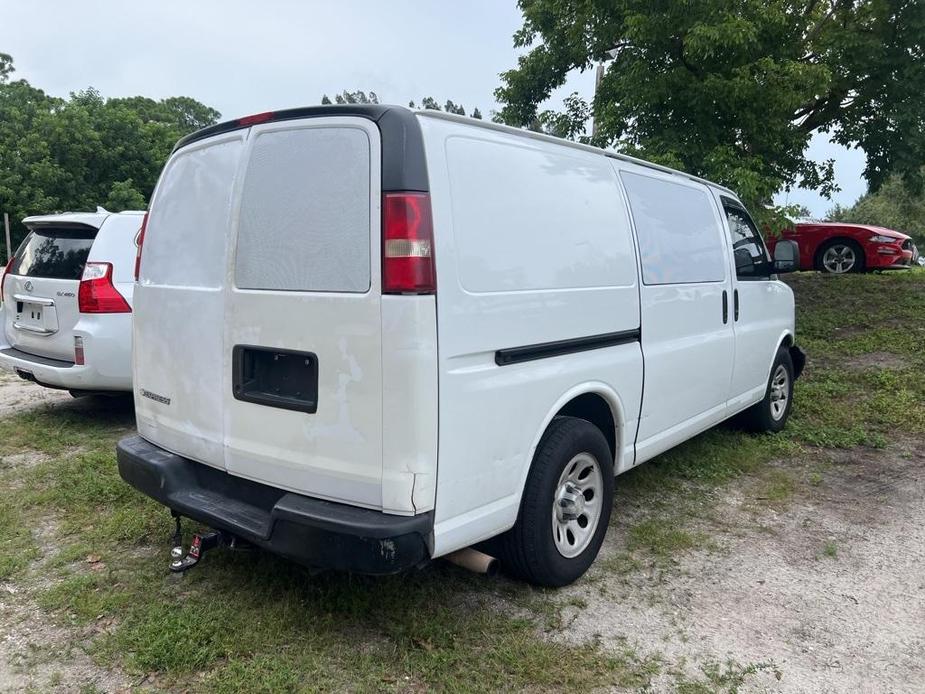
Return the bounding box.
[621,172,727,285]
[723,204,772,280]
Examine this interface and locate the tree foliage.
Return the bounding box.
[322,90,379,105]
[828,167,925,247]
[407,97,483,118]
[495,0,925,221]
[0,54,219,253]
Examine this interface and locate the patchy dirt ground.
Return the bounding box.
[0,371,70,418]
[0,376,133,693]
[1,346,924,691]
[563,440,925,692]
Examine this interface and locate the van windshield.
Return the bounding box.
[11,227,98,280]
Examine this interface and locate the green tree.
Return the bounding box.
[829,168,925,247]
[104,179,147,212]
[444,100,467,115]
[331,90,379,105]
[495,0,925,223]
[0,53,12,83]
[0,53,220,254]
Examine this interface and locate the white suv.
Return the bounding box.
[0,210,141,395]
[118,106,804,586]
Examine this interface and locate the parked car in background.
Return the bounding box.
[117,105,803,587]
[765,221,919,274]
[0,210,141,395]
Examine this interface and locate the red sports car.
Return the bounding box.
[765,222,919,274]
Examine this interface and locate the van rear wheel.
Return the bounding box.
[496,416,613,587]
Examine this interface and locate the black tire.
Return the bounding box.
[816,239,865,274]
[496,416,614,587]
[740,347,794,433]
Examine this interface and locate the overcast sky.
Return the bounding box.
[4,0,866,216]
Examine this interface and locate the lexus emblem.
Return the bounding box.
[24,281,33,292]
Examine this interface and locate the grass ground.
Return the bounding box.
[0,269,923,692]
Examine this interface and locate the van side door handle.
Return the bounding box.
[734,289,739,321]
[722,290,728,324]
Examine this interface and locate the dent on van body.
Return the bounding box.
[381,295,439,515]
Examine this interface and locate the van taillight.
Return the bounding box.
[79,262,131,313]
[134,212,148,281]
[0,256,14,304]
[237,111,275,126]
[382,192,436,294]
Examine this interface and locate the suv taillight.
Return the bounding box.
[134,212,148,281]
[0,256,14,304]
[79,262,131,313]
[382,192,436,294]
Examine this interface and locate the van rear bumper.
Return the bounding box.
[116,435,433,575]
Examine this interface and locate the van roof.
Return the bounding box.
[22,209,146,230]
[174,104,736,198]
[415,109,737,197]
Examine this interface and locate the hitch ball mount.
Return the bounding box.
[168,512,250,573]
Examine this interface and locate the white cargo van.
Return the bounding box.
[118,106,804,586]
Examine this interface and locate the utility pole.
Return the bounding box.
[3,213,10,261]
[590,47,621,140]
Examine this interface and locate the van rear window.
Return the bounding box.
[11,227,97,280]
[234,126,371,293]
[142,136,244,289]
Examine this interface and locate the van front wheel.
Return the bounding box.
[740,347,794,433]
[497,416,613,587]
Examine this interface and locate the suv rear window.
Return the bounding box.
[11,227,97,280]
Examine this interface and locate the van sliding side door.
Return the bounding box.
[620,169,736,462]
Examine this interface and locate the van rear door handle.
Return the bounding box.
[734,289,740,321]
[722,290,728,324]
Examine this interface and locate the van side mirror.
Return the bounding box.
[772,240,799,273]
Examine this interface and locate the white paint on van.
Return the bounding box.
[133,107,795,565]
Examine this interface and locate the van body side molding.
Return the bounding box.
[495,329,641,366]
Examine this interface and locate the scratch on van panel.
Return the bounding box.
[303,337,365,444]
[379,538,396,561]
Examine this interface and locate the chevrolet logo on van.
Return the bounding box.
[140,389,171,406]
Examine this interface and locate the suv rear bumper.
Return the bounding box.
[0,345,130,392]
[116,435,433,574]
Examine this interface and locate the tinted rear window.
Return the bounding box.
[234,126,371,293]
[11,227,97,280]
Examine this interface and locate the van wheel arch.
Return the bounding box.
[554,392,617,463]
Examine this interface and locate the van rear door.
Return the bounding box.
[223,118,384,509]
[134,131,246,468]
[3,223,98,362]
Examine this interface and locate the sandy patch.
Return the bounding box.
[0,372,70,418]
[559,441,925,692]
[843,351,910,372]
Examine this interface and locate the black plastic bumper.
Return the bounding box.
[116,435,433,575]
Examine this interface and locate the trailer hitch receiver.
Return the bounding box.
[168,513,250,573]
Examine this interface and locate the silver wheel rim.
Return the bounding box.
[770,364,790,421]
[552,453,604,558]
[822,245,856,273]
